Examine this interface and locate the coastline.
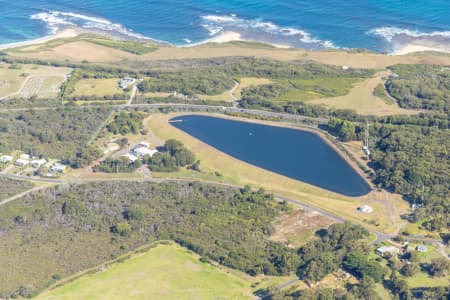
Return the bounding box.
[0,28,82,51]
[1,26,449,56]
[393,43,450,55]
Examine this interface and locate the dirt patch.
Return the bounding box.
[270,209,335,247]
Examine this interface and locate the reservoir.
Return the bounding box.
[170,115,371,197]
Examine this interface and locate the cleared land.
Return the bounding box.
[37,243,253,300]
[235,77,273,99]
[0,63,70,99]
[145,113,409,234]
[310,71,419,116]
[71,78,129,98]
[270,208,335,247]
[274,77,360,102]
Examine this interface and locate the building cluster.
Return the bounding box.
[0,152,66,175]
[376,243,428,258]
[121,141,158,162]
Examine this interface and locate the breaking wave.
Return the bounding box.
[30,10,149,40]
[369,27,450,53]
[200,14,336,49]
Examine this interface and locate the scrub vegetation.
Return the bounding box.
[386,64,450,112]
[0,181,295,297]
[0,107,111,158]
[0,178,34,201]
[138,58,373,98]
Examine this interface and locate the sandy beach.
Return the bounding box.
[202,31,291,49]
[0,28,81,51]
[393,42,450,55]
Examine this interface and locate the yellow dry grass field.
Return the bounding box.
[198,90,233,101]
[234,77,273,99]
[9,41,135,63]
[145,113,409,234]
[0,63,70,98]
[6,37,450,68]
[309,71,419,116]
[71,78,128,97]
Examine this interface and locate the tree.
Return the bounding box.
[400,263,419,277]
[111,221,131,236]
[429,258,450,277]
[343,251,385,282]
[301,252,338,283]
[388,272,410,300]
[327,117,357,141]
[164,139,184,156]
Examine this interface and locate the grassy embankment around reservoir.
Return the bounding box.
[145,113,409,234]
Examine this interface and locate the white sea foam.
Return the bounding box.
[182,38,192,44]
[370,27,450,42]
[200,14,335,49]
[369,26,450,54]
[30,10,149,40]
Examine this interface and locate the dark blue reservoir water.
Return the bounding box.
[170,115,371,197]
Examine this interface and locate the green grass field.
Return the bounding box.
[275,77,359,102]
[71,78,129,97]
[38,243,254,300]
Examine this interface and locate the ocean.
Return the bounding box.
[1,0,449,53]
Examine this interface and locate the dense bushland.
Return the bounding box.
[0,107,110,158]
[386,64,450,112]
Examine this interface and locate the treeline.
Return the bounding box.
[64,93,129,101]
[134,95,233,107]
[0,107,111,159]
[386,64,450,112]
[0,181,293,297]
[93,157,142,173]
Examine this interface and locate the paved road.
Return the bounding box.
[0,172,64,184]
[0,102,329,125]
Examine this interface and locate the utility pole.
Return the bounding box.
[363,122,370,156]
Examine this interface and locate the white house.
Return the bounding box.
[0,155,13,163]
[119,77,135,89]
[50,163,66,173]
[31,159,47,169]
[14,159,29,167]
[19,154,31,160]
[376,246,399,257]
[132,146,158,158]
[416,245,427,252]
